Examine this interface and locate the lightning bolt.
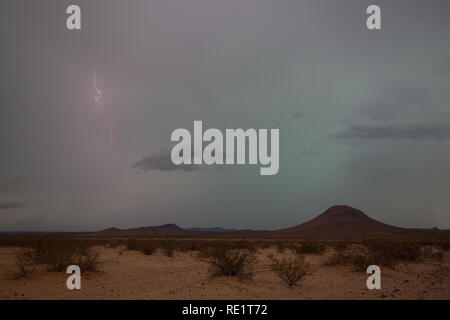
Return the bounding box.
[92,69,113,144]
[93,69,102,104]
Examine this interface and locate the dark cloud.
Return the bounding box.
[333,67,450,141]
[362,82,430,122]
[333,122,450,140]
[0,201,26,210]
[291,112,304,119]
[133,149,197,172]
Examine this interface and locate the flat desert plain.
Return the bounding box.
[1,243,449,300]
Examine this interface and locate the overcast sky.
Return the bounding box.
[1,0,450,231]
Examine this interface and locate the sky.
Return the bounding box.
[1,0,450,231]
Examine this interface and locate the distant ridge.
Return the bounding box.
[87,205,450,239]
[89,224,188,237]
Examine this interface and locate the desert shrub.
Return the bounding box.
[270,254,312,287]
[294,241,326,255]
[362,240,422,266]
[430,250,445,262]
[125,239,158,255]
[169,240,187,252]
[358,241,396,268]
[438,241,450,251]
[192,240,205,251]
[391,241,421,261]
[256,241,271,250]
[140,241,157,255]
[420,245,444,262]
[275,242,287,253]
[327,240,427,271]
[344,244,374,271]
[326,243,373,272]
[32,238,78,271]
[202,245,257,278]
[125,238,140,251]
[107,239,124,249]
[421,245,433,255]
[12,248,37,279]
[160,241,175,257]
[141,244,157,255]
[329,241,351,252]
[182,240,202,252]
[76,248,102,272]
[275,241,296,253]
[198,244,214,259]
[31,238,101,272]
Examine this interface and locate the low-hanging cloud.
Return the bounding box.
[133,148,197,172]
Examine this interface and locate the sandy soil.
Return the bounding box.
[1,246,449,300]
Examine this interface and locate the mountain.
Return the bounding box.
[89,225,238,237]
[258,205,416,239]
[89,224,188,237]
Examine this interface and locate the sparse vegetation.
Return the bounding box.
[6,238,103,274]
[1,236,448,286]
[31,238,100,272]
[326,240,434,271]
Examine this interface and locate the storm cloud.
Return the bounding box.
[133,149,197,172]
[333,63,450,141]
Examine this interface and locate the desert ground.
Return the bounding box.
[0,239,449,300]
